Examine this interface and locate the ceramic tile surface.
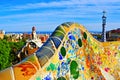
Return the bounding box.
[0,22,120,80]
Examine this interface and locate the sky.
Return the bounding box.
[0,0,120,32]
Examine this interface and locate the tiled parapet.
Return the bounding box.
[0,22,120,80]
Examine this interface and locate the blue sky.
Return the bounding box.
[0,0,120,32]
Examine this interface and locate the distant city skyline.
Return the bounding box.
[0,0,120,32]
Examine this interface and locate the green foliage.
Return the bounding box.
[0,39,25,71]
[97,35,102,40]
[3,35,9,40]
[0,40,11,70]
[9,40,25,64]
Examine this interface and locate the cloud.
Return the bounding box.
[3,0,119,11]
[0,9,99,20]
[0,0,120,31]
[0,0,118,18]
[8,0,77,11]
[1,0,119,17]
[84,22,120,32]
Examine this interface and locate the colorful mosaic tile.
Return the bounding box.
[0,22,120,80]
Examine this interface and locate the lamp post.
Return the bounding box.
[102,11,107,42]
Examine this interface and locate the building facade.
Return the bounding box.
[0,30,5,39]
[106,28,120,41]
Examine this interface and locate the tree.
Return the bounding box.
[9,40,25,64]
[0,40,11,70]
[0,39,25,71]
